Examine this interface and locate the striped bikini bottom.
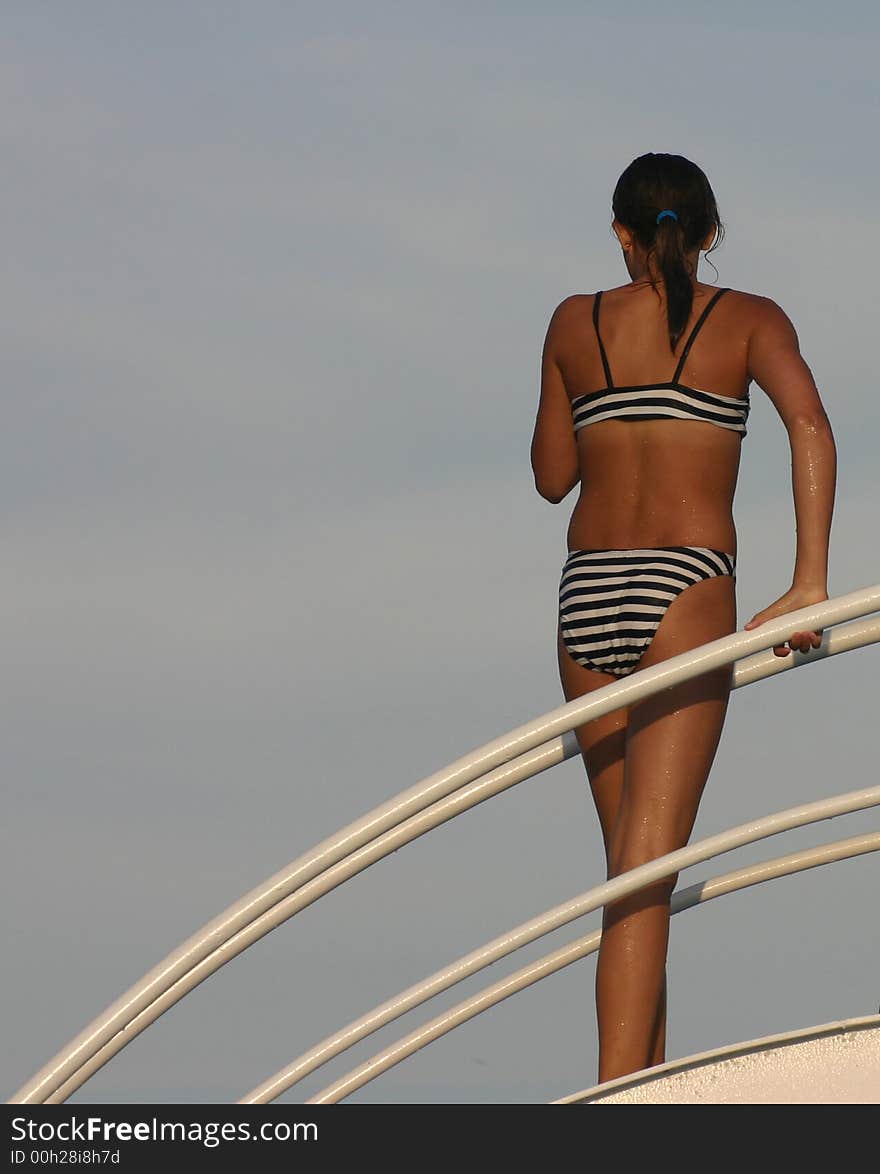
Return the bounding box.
[558,546,736,678]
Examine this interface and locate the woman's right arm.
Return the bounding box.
[530,299,580,504]
[743,297,838,655]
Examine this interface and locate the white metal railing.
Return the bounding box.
[10,585,880,1104]
[283,830,880,1104]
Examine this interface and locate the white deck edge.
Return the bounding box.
[553,1014,880,1104]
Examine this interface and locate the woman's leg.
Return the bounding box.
[557,628,668,1067]
[595,573,736,1082]
[556,626,627,856]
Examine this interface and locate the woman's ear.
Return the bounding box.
[612,219,633,252]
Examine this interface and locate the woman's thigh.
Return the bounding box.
[557,626,629,859]
[613,574,737,873]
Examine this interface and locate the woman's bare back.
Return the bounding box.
[550,280,761,555]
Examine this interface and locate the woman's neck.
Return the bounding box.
[624,251,700,285]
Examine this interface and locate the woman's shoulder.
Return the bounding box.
[715,285,790,316]
[547,291,596,319]
[545,288,612,326]
[542,292,596,348]
[715,287,799,340]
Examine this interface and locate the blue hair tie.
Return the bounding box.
[656,209,678,224]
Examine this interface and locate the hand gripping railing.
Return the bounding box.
[10,584,880,1104]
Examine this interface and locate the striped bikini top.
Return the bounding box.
[571,287,750,437]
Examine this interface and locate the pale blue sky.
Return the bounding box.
[3,2,878,1104]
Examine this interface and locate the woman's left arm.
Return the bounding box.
[530,299,579,503]
[743,297,838,653]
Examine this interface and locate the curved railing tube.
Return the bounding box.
[44,737,571,1103]
[11,586,880,1104]
[299,830,880,1104]
[240,830,880,1103]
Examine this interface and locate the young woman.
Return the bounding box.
[530,153,836,1084]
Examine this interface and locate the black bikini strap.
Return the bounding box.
[592,291,614,387]
[672,287,730,383]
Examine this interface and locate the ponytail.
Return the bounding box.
[653,213,693,352]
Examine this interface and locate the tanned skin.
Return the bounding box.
[530,223,836,1083]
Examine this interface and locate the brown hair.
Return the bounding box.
[612,153,724,351]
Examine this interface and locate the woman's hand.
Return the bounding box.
[743,586,828,657]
